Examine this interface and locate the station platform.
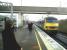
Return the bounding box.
[0,24,66,50]
[14,25,39,50]
[14,24,66,50]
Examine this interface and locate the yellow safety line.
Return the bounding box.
[35,31,42,50]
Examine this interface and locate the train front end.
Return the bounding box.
[43,17,59,33]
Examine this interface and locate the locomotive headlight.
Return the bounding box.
[46,26,48,28]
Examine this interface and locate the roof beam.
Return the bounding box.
[0,6,67,15]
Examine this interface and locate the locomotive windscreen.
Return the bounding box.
[46,17,57,20]
[46,17,57,22]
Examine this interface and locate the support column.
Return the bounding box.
[17,13,24,28]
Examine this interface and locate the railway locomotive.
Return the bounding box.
[42,17,59,32]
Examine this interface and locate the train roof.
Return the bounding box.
[0,15,11,21]
[0,15,8,18]
[45,17,57,20]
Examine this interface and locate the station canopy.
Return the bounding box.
[1,0,67,20]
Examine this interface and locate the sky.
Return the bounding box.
[1,0,67,7]
[0,0,67,21]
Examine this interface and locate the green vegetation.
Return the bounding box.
[59,19,67,33]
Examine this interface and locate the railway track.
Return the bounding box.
[36,25,67,49]
[45,31,67,49]
[34,25,66,50]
